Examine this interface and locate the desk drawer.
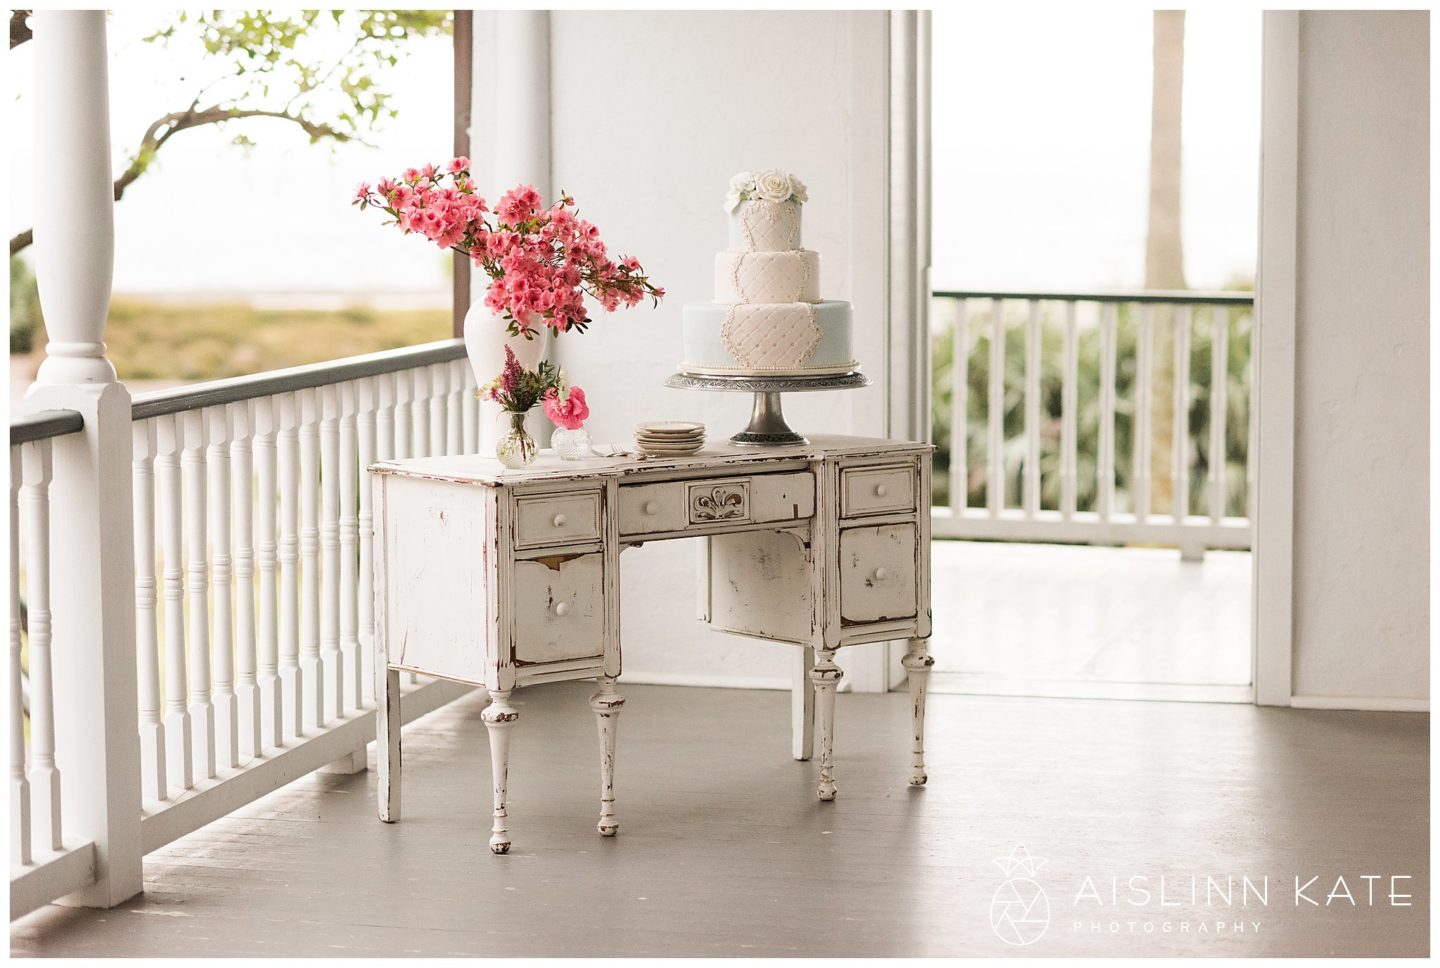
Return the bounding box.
[512,552,605,666]
[514,490,603,550]
[840,464,917,518]
[839,524,917,625]
[619,472,815,537]
[618,482,688,536]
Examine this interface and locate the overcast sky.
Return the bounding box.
[932,7,1261,292]
[8,10,1260,299]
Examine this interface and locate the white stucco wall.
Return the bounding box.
[474,12,893,688]
[1289,11,1429,703]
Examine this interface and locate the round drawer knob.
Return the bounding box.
[873,567,889,581]
[552,513,567,528]
[643,500,659,515]
[555,601,571,617]
[875,484,889,498]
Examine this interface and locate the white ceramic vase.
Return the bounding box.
[462,300,549,388]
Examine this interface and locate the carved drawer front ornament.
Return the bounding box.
[688,480,751,523]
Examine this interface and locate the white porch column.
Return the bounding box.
[491,11,552,195]
[24,10,143,908]
[476,11,552,452]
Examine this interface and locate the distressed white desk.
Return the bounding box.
[371,434,934,853]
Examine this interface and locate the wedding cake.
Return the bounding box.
[679,170,857,377]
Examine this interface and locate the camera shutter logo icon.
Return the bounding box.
[990,844,1050,946]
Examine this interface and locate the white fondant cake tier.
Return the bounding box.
[714,249,821,304]
[728,199,802,252]
[680,300,856,376]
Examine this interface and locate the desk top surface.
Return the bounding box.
[372,434,931,487]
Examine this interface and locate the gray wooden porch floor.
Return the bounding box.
[11,682,1428,957]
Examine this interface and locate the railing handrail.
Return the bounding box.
[130,338,468,421]
[933,288,1254,306]
[9,409,85,446]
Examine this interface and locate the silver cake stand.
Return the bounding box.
[663,370,871,447]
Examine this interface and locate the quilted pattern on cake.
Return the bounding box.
[720,303,822,369]
[731,251,811,303]
[739,201,799,251]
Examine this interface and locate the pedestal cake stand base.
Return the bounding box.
[663,371,871,447]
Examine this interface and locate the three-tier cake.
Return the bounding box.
[679,170,857,377]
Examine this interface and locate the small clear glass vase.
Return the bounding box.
[550,426,593,460]
[496,411,538,468]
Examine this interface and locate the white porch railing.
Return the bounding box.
[8,11,490,920]
[10,343,484,920]
[930,289,1254,557]
[10,412,99,914]
[127,344,479,854]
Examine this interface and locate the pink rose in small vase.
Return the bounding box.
[543,385,589,430]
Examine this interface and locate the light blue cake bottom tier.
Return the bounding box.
[680,300,856,376]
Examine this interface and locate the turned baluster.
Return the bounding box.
[206,406,238,771]
[356,377,379,707]
[181,411,216,781]
[253,397,284,751]
[338,383,362,713]
[297,388,325,730]
[131,422,166,801]
[276,392,304,741]
[318,386,342,719]
[428,362,448,456]
[156,415,192,790]
[230,401,262,759]
[10,449,31,864]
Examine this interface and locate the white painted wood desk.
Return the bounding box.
[371,434,935,853]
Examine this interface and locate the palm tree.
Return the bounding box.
[1146,11,1186,516]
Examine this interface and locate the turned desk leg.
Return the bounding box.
[589,676,625,837]
[482,690,519,854]
[901,638,935,786]
[376,665,401,822]
[810,648,843,801]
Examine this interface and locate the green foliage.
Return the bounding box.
[142,9,450,139]
[12,10,453,256]
[9,256,42,354]
[119,9,450,191]
[930,297,1253,519]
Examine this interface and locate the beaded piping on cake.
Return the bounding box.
[719,303,822,370]
[739,200,799,251]
[729,251,812,304]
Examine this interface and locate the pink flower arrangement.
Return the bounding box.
[354,160,664,339]
[543,384,589,431]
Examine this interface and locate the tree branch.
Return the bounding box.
[11,105,354,256]
[11,10,32,49]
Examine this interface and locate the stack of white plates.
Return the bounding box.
[634,420,705,456]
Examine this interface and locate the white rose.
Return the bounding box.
[790,176,809,204]
[753,169,795,204]
[728,171,756,194]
